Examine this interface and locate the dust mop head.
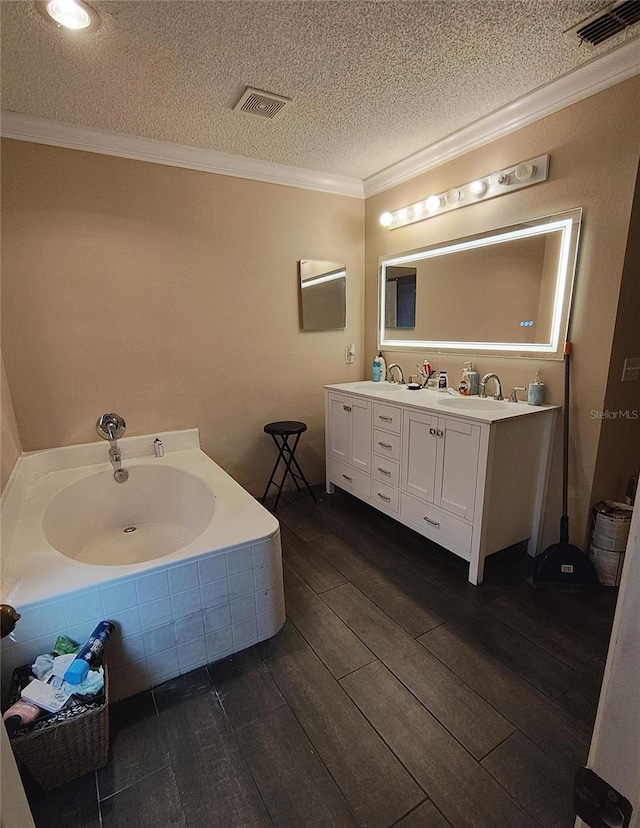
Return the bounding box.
[529,542,600,593]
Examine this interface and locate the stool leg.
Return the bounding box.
[280,439,303,493]
[272,434,301,510]
[260,434,287,505]
[288,451,318,503]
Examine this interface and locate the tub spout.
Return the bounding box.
[109,441,129,483]
[154,438,164,458]
[109,444,121,468]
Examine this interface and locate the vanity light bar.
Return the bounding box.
[379,155,550,230]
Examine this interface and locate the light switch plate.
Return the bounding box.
[621,357,640,382]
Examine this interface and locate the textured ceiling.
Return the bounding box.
[0,0,636,180]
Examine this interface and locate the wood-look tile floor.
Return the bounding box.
[21,488,617,828]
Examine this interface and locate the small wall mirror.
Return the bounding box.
[299,259,346,331]
[378,208,582,359]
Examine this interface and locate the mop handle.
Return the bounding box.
[561,342,572,543]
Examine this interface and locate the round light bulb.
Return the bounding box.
[425,195,443,212]
[413,202,424,217]
[45,0,93,29]
[515,161,535,181]
[446,189,461,204]
[470,179,487,197]
[379,212,394,227]
[397,208,409,221]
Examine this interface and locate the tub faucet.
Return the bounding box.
[109,443,129,483]
[154,438,164,458]
[387,363,405,384]
[479,373,504,400]
[96,412,126,442]
[97,412,129,482]
[109,444,121,469]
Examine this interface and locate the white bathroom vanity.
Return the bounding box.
[325,382,558,585]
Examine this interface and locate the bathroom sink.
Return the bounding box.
[354,382,405,392]
[437,396,509,411]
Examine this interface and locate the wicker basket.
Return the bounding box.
[8,663,109,789]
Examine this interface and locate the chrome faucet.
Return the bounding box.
[109,445,122,470]
[96,412,129,483]
[479,373,504,400]
[387,363,405,384]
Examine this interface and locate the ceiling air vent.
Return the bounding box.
[565,0,640,46]
[233,87,292,119]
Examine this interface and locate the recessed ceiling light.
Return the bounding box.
[38,0,98,31]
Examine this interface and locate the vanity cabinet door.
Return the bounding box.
[328,393,371,473]
[327,394,350,464]
[401,409,438,502]
[434,417,480,521]
[350,396,372,472]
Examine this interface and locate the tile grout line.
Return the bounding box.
[258,649,392,827]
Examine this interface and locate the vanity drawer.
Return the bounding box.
[373,457,400,488]
[328,459,371,499]
[373,429,401,461]
[400,494,472,558]
[373,403,402,434]
[371,480,399,513]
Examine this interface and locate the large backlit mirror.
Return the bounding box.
[378,208,582,359]
[299,259,346,331]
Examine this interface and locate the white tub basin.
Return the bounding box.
[42,464,215,565]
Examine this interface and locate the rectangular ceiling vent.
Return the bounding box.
[234,87,292,119]
[565,0,640,46]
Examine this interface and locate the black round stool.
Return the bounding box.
[260,421,318,511]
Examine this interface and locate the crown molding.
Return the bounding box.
[2,37,638,201]
[0,111,365,199]
[363,37,640,197]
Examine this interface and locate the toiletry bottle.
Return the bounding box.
[3,699,43,737]
[465,362,479,395]
[377,352,387,380]
[458,366,470,396]
[527,371,545,406]
[372,354,382,382]
[63,621,114,685]
[437,370,448,392]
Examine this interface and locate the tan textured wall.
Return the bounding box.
[591,160,640,507]
[0,352,22,493]
[365,77,640,548]
[1,141,365,494]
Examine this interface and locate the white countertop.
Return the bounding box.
[325,381,558,423]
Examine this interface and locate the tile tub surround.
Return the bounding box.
[0,429,285,702]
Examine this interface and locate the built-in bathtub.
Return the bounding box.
[0,429,284,702]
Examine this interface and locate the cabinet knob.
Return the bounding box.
[437,429,444,437]
[429,427,436,436]
[343,405,352,412]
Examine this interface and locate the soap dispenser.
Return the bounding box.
[527,371,545,405]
